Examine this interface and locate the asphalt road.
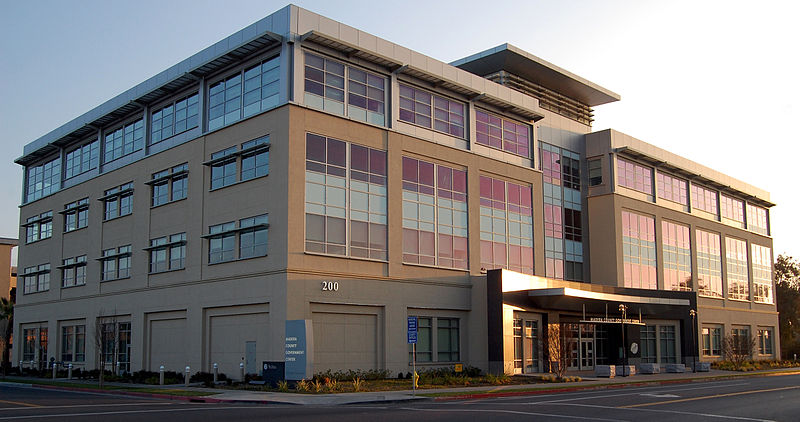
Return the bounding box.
[1,373,799,421]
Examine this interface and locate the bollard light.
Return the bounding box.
[184,366,191,386]
[159,365,165,385]
[239,362,245,382]
[67,363,73,380]
[213,363,219,384]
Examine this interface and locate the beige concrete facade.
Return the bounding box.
[11,5,777,378]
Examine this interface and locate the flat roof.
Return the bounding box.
[451,43,621,107]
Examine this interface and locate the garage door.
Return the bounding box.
[313,312,378,372]
[209,312,269,376]
[148,318,187,371]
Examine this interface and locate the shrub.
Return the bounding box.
[352,376,364,392]
[277,380,289,392]
[295,379,310,392]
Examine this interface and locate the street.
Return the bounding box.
[1,373,799,421]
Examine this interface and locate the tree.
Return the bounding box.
[722,330,756,369]
[775,254,800,359]
[93,310,118,388]
[547,323,575,379]
[0,297,12,374]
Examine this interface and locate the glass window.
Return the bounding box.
[617,157,652,196]
[210,147,237,189]
[22,264,50,294]
[149,233,186,273]
[691,184,718,215]
[304,52,386,126]
[240,137,269,181]
[640,326,656,363]
[541,144,582,280]
[621,210,657,289]
[26,157,61,203]
[479,176,533,275]
[100,245,131,281]
[746,204,769,235]
[731,327,751,355]
[208,222,236,264]
[402,157,467,269]
[662,221,692,291]
[62,198,89,232]
[588,159,602,186]
[659,326,677,364]
[151,93,199,144]
[409,317,432,362]
[61,255,87,288]
[475,109,530,157]
[726,237,750,301]
[103,182,134,220]
[398,84,465,138]
[752,244,773,304]
[656,173,688,206]
[305,134,387,260]
[24,211,53,243]
[150,164,189,206]
[104,119,144,163]
[702,326,722,357]
[437,318,460,362]
[65,140,99,179]
[239,215,268,259]
[61,325,85,362]
[696,229,723,298]
[720,194,745,227]
[758,329,773,355]
[209,56,280,131]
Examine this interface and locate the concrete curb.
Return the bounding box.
[430,370,800,401]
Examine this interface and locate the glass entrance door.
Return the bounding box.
[580,338,594,370]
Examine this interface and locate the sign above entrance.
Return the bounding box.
[580,317,645,326]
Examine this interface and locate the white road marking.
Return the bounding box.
[548,403,776,422]
[0,402,176,411]
[639,393,680,398]
[0,405,275,420]
[399,406,621,421]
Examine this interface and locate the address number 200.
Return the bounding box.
[321,281,339,291]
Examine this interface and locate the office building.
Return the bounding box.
[12,5,778,377]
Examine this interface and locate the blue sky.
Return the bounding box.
[1,0,798,261]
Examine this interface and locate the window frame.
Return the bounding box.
[59,255,87,288]
[207,54,281,132]
[205,136,270,190]
[100,245,132,281]
[203,214,269,264]
[23,211,53,244]
[147,163,188,207]
[61,198,89,233]
[407,315,461,364]
[616,156,653,196]
[22,264,50,294]
[25,157,61,203]
[60,325,86,363]
[64,139,99,180]
[398,82,466,139]
[150,93,200,145]
[103,118,144,164]
[303,51,387,126]
[474,108,531,158]
[145,233,187,273]
[100,182,134,221]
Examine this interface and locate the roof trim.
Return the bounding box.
[17,7,289,166]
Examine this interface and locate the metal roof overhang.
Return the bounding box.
[615,146,775,208]
[503,287,693,317]
[302,31,544,122]
[451,44,621,107]
[16,32,283,166]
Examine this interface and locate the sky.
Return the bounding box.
[1,0,798,264]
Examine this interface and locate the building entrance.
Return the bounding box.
[513,316,541,373]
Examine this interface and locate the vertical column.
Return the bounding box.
[197,77,206,133]
[141,105,150,154]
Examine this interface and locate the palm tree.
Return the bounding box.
[0,297,12,374]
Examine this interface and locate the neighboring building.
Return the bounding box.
[12,5,777,377]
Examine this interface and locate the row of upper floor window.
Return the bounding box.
[23,137,269,245]
[22,47,537,205]
[588,155,771,236]
[21,213,268,296]
[621,209,774,304]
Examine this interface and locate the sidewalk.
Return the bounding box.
[3,367,800,405]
